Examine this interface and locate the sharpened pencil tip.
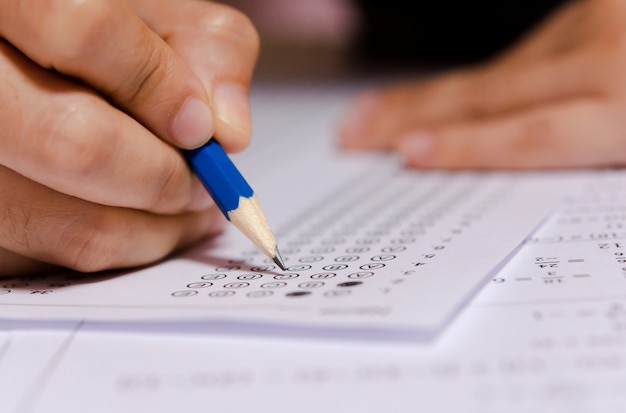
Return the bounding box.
[273,247,287,271]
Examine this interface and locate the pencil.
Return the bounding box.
[184,139,287,271]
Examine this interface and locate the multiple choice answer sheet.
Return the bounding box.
[5,166,626,413]
[0,85,580,340]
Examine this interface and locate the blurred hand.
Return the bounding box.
[0,0,259,276]
[340,0,626,169]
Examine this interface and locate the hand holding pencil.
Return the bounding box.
[0,0,260,276]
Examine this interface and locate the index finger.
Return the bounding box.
[133,0,260,152]
[0,0,214,149]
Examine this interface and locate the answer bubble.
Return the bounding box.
[209,290,236,298]
[285,291,312,298]
[324,290,351,297]
[322,264,348,271]
[186,282,213,289]
[371,254,396,261]
[337,281,363,288]
[224,282,250,289]
[215,265,241,271]
[251,265,276,272]
[381,246,406,253]
[274,273,300,280]
[299,256,324,263]
[345,246,370,254]
[287,265,312,272]
[311,273,336,280]
[348,272,374,279]
[172,290,198,297]
[391,237,416,244]
[201,274,227,281]
[360,263,386,270]
[237,273,263,280]
[298,281,325,289]
[247,290,273,298]
[334,255,359,262]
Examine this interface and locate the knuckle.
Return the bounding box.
[58,213,125,272]
[145,152,187,212]
[114,44,170,106]
[197,5,260,55]
[25,96,116,180]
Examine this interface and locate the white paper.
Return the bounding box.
[0,323,77,413]
[15,169,626,413]
[0,85,576,340]
[3,84,626,413]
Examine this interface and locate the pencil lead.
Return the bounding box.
[273,247,287,271]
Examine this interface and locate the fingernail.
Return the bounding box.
[339,91,384,146]
[214,83,251,138]
[171,97,215,148]
[397,132,434,164]
[187,177,214,212]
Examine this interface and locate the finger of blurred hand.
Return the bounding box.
[0,41,211,214]
[0,165,225,274]
[131,0,260,152]
[339,49,597,151]
[394,99,626,169]
[0,0,214,149]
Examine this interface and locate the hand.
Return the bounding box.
[0,0,259,276]
[339,0,626,169]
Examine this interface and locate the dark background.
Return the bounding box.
[353,0,569,65]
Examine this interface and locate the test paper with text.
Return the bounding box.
[0,86,579,340]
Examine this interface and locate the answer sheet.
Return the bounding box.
[7,165,626,413]
[0,85,579,340]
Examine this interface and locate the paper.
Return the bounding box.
[0,85,576,340]
[3,84,626,412]
[0,323,78,413]
[8,169,626,413]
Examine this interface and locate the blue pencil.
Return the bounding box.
[184,139,286,271]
